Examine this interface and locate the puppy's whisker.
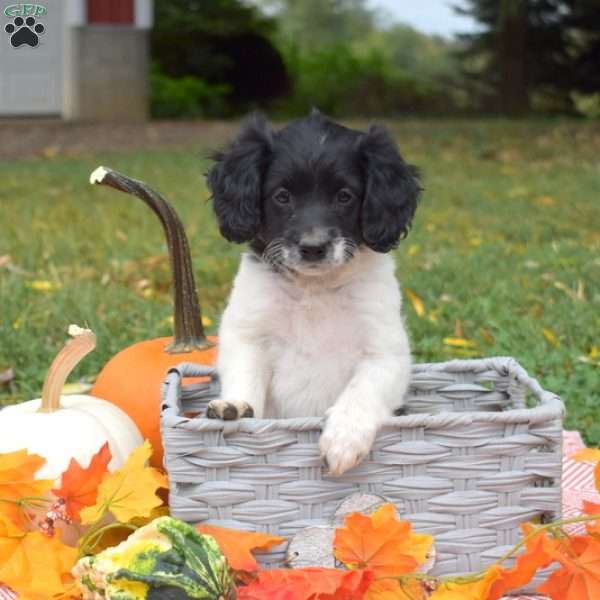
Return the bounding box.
[338,237,358,262]
[262,238,287,270]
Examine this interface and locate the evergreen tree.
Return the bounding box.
[456,0,600,114]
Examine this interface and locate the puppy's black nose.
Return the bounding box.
[300,243,328,262]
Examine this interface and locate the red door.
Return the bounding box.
[87,0,134,24]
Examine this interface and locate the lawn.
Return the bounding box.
[1,119,599,442]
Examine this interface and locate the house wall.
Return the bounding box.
[0,0,64,115]
[63,26,149,121]
[62,0,152,121]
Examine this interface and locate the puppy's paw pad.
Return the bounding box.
[206,399,254,420]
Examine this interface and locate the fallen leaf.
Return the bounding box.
[334,503,433,577]
[542,328,560,347]
[404,288,425,318]
[0,450,53,528]
[41,145,60,159]
[443,337,477,348]
[536,195,556,206]
[51,442,111,522]
[429,566,502,599]
[238,567,374,600]
[0,528,77,600]
[196,524,286,572]
[27,280,60,292]
[80,441,167,525]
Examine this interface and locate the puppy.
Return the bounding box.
[206,109,421,475]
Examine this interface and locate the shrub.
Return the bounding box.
[571,91,600,119]
[150,64,231,119]
[278,43,447,117]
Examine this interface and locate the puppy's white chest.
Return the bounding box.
[265,286,364,418]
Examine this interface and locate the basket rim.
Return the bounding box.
[160,356,565,434]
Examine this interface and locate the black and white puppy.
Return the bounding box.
[206,109,421,475]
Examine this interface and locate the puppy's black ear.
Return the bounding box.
[207,113,272,243]
[358,125,422,252]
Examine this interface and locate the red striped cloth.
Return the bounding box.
[0,431,596,600]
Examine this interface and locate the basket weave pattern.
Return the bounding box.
[161,357,564,581]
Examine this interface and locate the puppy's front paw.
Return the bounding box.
[206,399,254,420]
[319,412,377,476]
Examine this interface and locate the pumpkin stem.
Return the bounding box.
[40,325,96,413]
[90,166,213,353]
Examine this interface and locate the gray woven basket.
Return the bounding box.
[161,357,564,588]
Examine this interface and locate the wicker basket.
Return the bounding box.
[161,357,564,585]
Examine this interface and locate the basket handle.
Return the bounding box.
[160,362,218,420]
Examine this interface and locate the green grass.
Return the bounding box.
[1,119,599,441]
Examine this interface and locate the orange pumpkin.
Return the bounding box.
[89,167,217,468]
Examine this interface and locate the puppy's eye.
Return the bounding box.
[273,188,292,206]
[336,189,355,205]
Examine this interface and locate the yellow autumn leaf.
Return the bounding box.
[404,288,425,317]
[0,528,78,600]
[542,328,560,347]
[408,244,420,257]
[365,578,427,599]
[80,441,168,525]
[590,346,599,360]
[27,280,60,292]
[428,566,502,600]
[443,337,477,348]
[572,449,600,463]
[0,450,53,529]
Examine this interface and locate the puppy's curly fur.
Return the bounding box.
[206,109,421,475]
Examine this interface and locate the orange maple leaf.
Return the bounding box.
[237,567,374,600]
[51,442,111,522]
[488,523,561,600]
[80,440,167,525]
[365,578,427,599]
[538,536,600,599]
[196,523,286,572]
[334,503,433,577]
[0,524,78,600]
[428,566,503,600]
[0,449,53,528]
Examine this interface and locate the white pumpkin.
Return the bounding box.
[0,325,143,481]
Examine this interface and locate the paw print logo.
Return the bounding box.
[5,16,45,48]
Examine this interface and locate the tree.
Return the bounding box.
[257,0,377,48]
[152,0,290,113]
[456,0,600,114]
